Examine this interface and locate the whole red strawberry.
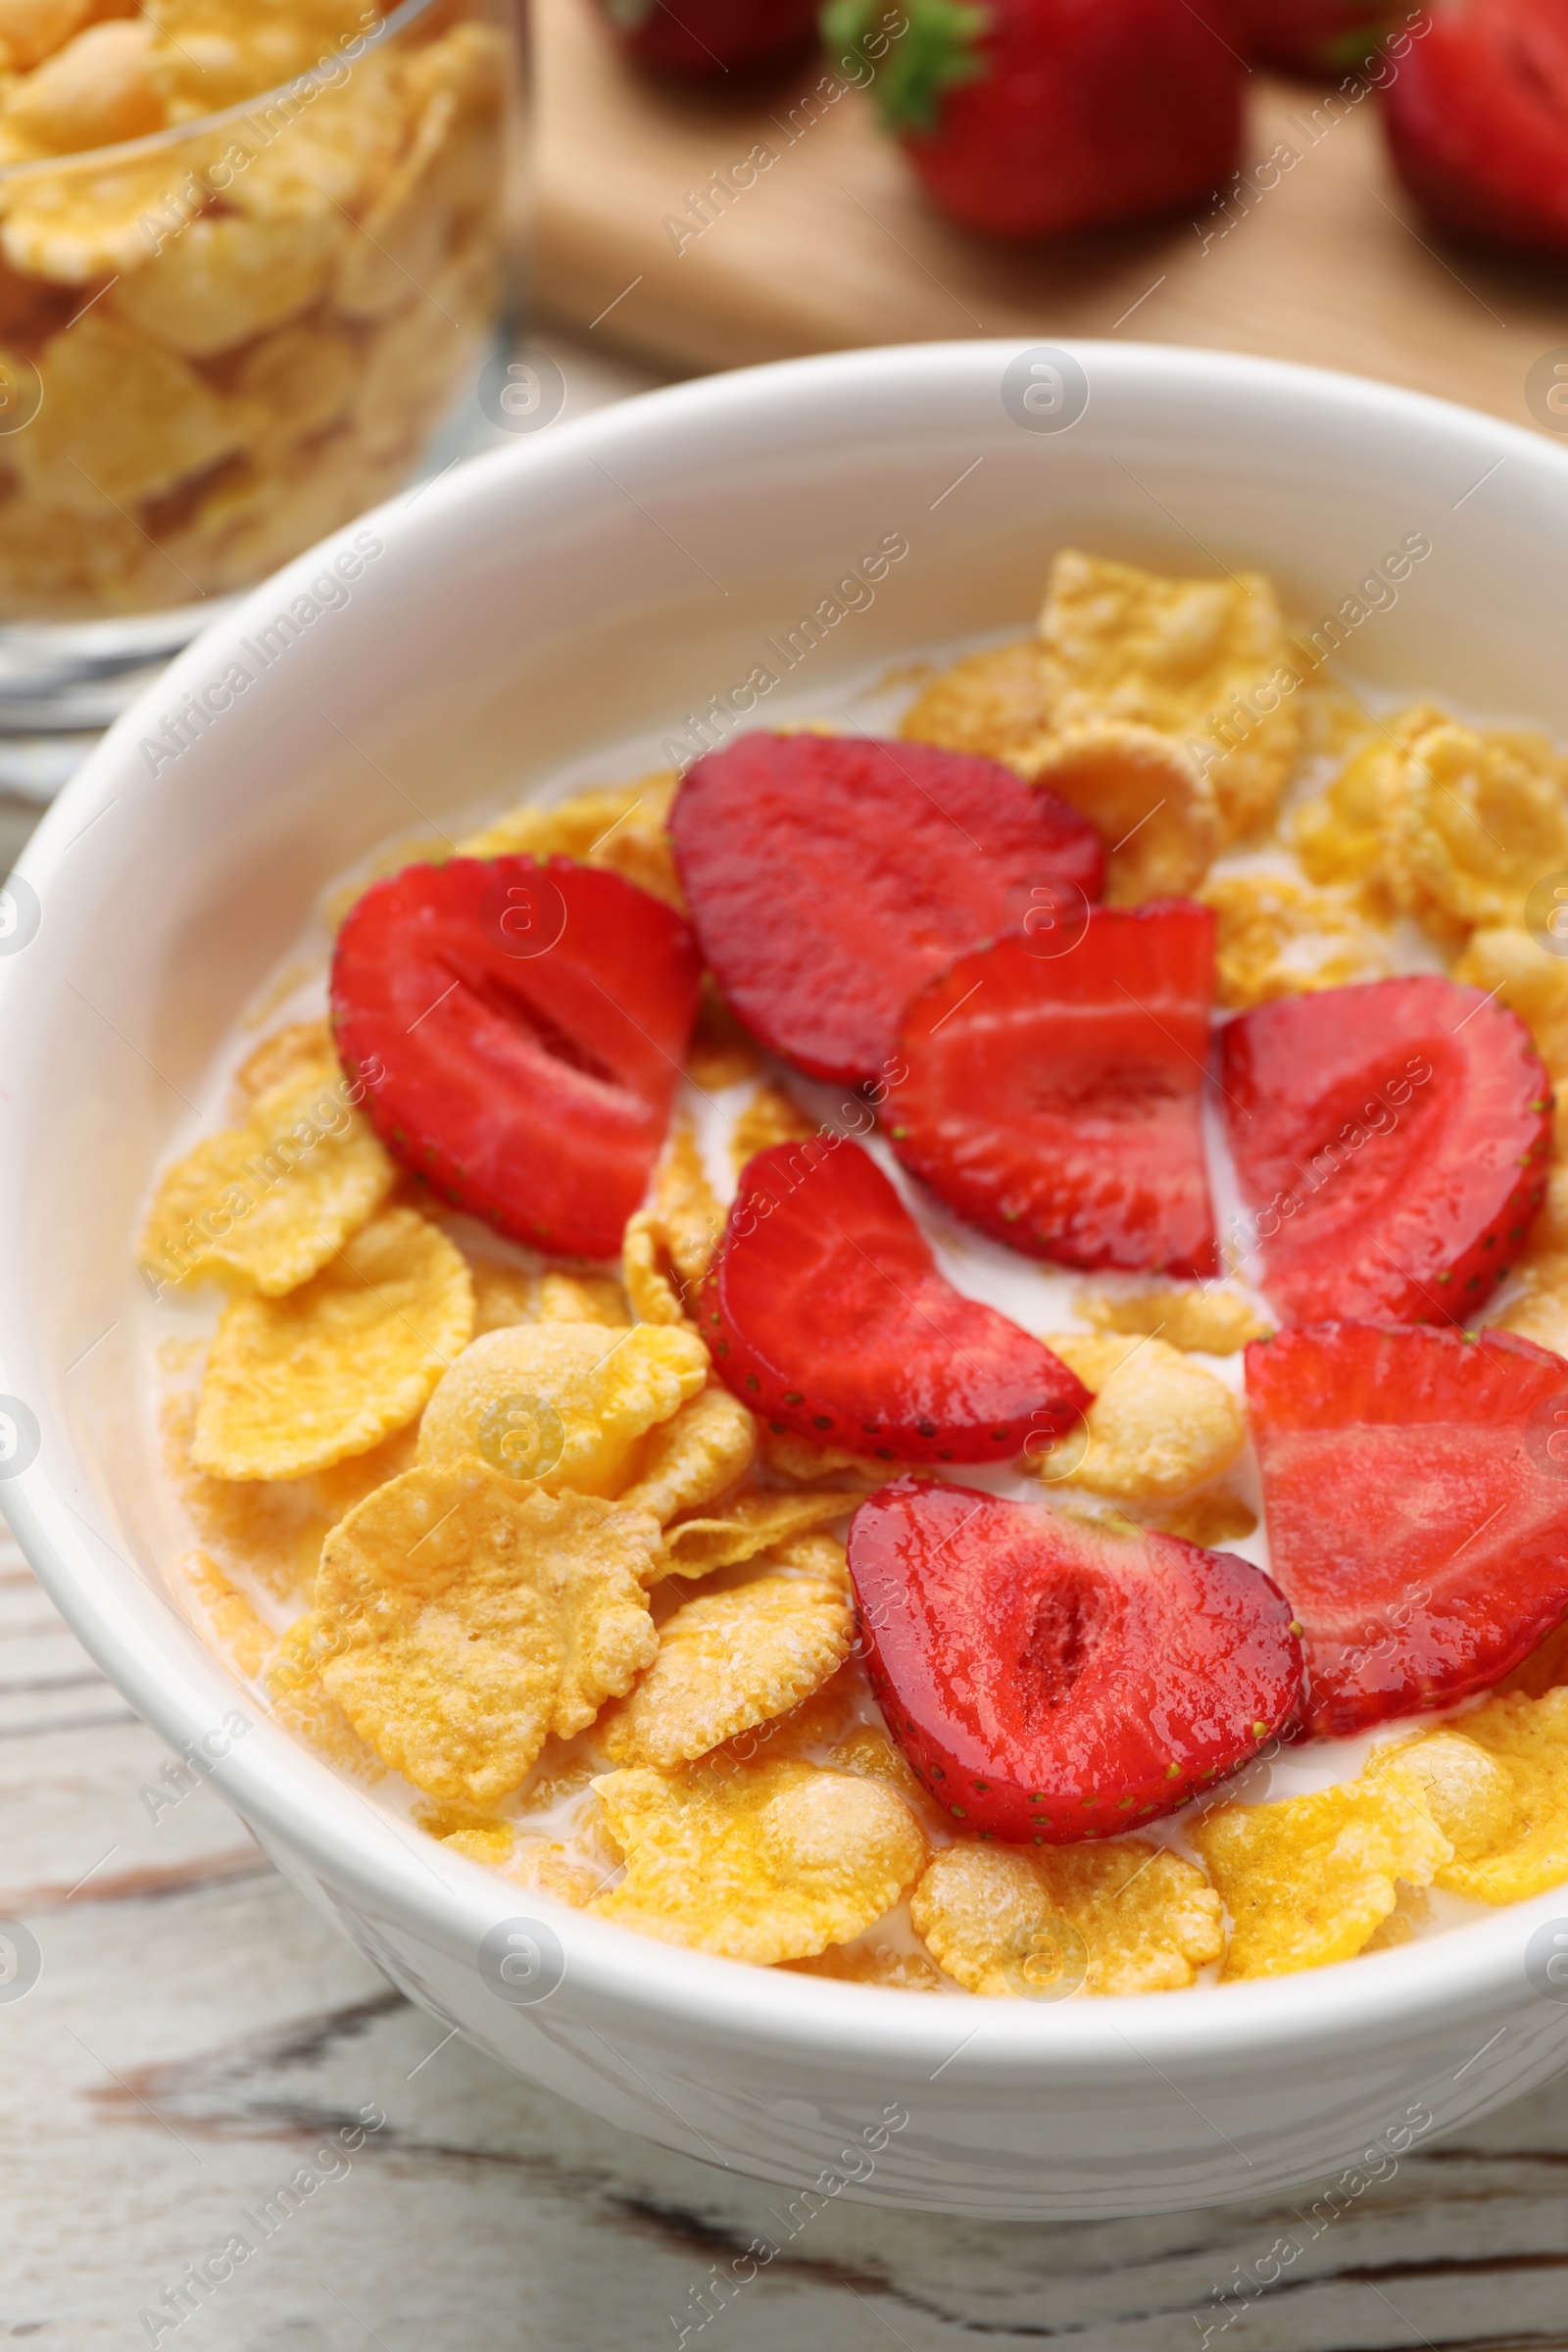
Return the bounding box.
[1381,0,1568,253]
[594,0,819,78]
[827,0,1243,238]
[1229,0,1396,74]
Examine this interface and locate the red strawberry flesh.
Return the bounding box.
[1382,0,1568,256]
[704,1139,1090,1462]
[849,1478,1303,1841]
[889,901,1219,1276]
[1248,1323,1568,1736]
[1220,975,1550,1325]
[669,731,1103,1085]
[331,856,701,1261]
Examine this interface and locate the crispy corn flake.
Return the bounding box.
[268,1611,385,1784]
[686,979,763,1091]
[591,1757,926,1964]
[899,637,1055,766]
[829,1723,930,1808]
[1148,1485,1258,1547]
[1191,1777,1451,1980]
[730,1083,816,1175]
[911,1838,1223,1998]
[1,17,164,153]
[771,1531,850,1585]
[660,1487,852,1581]
[653,1123,723,1288]
[316,1461,660,1805]
[1386,723,1568,939]
[142,1062,394,1298]
[193,1208,473,1481]
[787,1940,946,1990]
[1037,1333,1245,1500]
[1079,1285,1272,1355]
[113,206,337,357]
[603,1571,854,1768]
[234,322,358,466]
[0,147,213,281]
[0,0,122,76]
[758,1426,890,1485]
[621,1209,689,1330]
[416,1321,709,1498]
[466,1257,630,1337]
[13,315,249,514]
[1498,1621,1568,1700]
[1455,927,1568,1085]
[145,0,375,116]
[615,1384,757,1527]
[163,1390,327,1602]
[170,1547,275,1683]
[413,1799,516,1870]
[1038,551,1300,842]
[1014,720,1220,904]
[1365,1884,1434,1950]
[458,774,683,908]
[233,1018,337,1104]
[1387,1690,1568,1905]
[309,1422,420,1520]
[515,1745,598,1814]
[1369,1731,1519,1866]
[1292,703,1447,891]
[1200,871,1393,1010]
[510,1835,607,1907]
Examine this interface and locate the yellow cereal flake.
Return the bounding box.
[141,1062,394,1298]
[730,1083,816,1174]
[686,980,763,1091]
[233,1018,337,1104]
[416,1321,708,1498]
[12,316,249,514]
[1292,703,1446,892]
[603,1570,854,1768]
[1014,721,1220,904]
[466,1257,630,1337]
[509,1834,607,1907]
[1037,551,1300,842]
[1386,1690,1568,1905]
[268,1611,385,1784]
[169,1547,275,1683]
[615,1385,757,1526]
[1455,928,1568,1091]
[911,1839,1223,1998]
[1079,1286,1271,1354]
[899,637,1055,765]
[316,1461,660,1805]
[1369,1731,1519,1865]
[0,0,122,76]
[829,1723,930,1808]
[144,0,375,116]
[1148,1485,1258,1547]
[787,1940,946,1990]
[413,1799,516,1870]
[768,1530,849,1585]
[233,323,358,466]
[1200,871,1393,1010]
[0,146,204,281]
[591,1757,926,1963]
[1035,1333,1245,1500]
[193,1208,473,1481]
[1385,723,1568,940]
[1365,1884,1433,1950]
[309,1422,420,1521]
[652,1123,723,1288]
[660,1487,852,1581]
[113,207,338,360]
[758,1426,889,1485]
[1191,1777,1451,1979]
[621,1208,689,1329]
[458,774,682,908]
[163,1390,328,1603]
[1,18,164,154]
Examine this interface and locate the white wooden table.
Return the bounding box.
[4,338,1568,2352]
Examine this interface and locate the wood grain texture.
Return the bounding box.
[534,0,1568,425]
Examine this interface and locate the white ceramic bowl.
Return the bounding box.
[4,341,1568,2221]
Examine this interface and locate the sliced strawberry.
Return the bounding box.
[704,1139,1089,1461]
[1220,976,1550,1325]
[331,857,701,1261]
[887,902,1218,1277]
[669,731,1103,1086]
[1249,1323,1568,1736]
[849,1478,1302,1842]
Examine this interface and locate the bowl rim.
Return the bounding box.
[5,335,1568,2082]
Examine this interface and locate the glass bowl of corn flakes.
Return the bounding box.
[0,0,520,633]
[4,342,1568,2220]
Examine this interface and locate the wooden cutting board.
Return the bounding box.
[535,0,1568,425]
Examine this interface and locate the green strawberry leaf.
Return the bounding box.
[821,0,991,134]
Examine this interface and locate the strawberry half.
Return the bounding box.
[1220,975,1550,1326]
[1381,0,1568,256]
[668,731,1103,1086]
[1230,0,1396,74]
[1249,1323,1568,1736]
[704,1139,1090,1461]
[849,1478,1303,1841]
[888,902,1219,1276]
[331,857,701,1261]
[826,0,1242,239]
[594,0,819,77]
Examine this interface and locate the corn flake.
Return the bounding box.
[163,1389,327,1602]
[591,1757,926,1963]
[652,1123,723,1288]
[787,1939,946,1990]
[1291,703,1446,892]
[268,1611,385,1784]
[730,1083,815,1175]
[1149,1485,1258,1547]
[466,1257,630,1337]
[1200,871,1393,1010]
[1036,1333,1245,1500]
[911,1838,1222,1998]
[1368,1730,1519,1866]
[170,1547,275,1683]
[1386,1690,1568,1905]
[615,1384,757,1526]
[660,1486,852,1581]
[1079,1286,1271,1355]
[141,1061,394,1298]
[193,1207,473,1480]
[829,1722,930,1808]
[233,1017,337,1104]
[458,773,683,908]
[316,1460,660,1804]
[1455,927,1568,1094]
[113,206,338,361]
[13,314,250,514]
[758,1426,890,1485]
[1013,720,1220,904]
[1038,551,1300,842]
[603,1570,854,1768]
[1,18,164,154]
[508,1834,606,1906]
[1385,722,1568,940]
[0,0,122,76]
[1191,1775,1451,1979]
[899,637,1055,766]
[416,1321,708,1497]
